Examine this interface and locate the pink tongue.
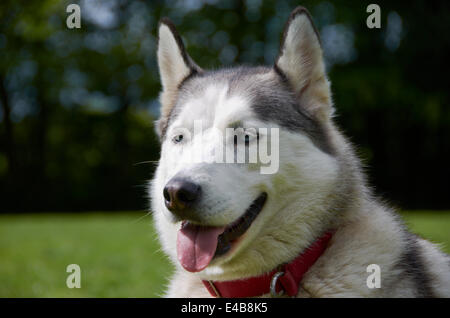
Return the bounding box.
[177,223,225,272]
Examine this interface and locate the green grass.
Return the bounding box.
[399,211,450,254]
[0,212,173,297]
[0,211,449,297]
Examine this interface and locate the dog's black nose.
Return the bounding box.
[163,178,201,217]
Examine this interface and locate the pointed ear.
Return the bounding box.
[156,18,201,137]
[275,7,333,122]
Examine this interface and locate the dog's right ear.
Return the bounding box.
[275,7,333,123]
[156,18,201,138]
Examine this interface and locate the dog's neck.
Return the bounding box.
[201,230,334,297]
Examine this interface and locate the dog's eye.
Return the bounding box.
[172,134,184,144]
[234,130,259,147]
[244,130,259,144]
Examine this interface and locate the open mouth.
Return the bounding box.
[176,192,267,273]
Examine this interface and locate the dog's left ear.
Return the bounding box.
[275,7,333,122]
[156,18,202,138]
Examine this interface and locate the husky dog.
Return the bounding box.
[150,7,450,297]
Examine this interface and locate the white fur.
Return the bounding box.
[276,12,333,122]
[157,24,191,93]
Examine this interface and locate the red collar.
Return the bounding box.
[202,231,333,298]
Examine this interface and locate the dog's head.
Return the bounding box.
[151,7,350,280]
